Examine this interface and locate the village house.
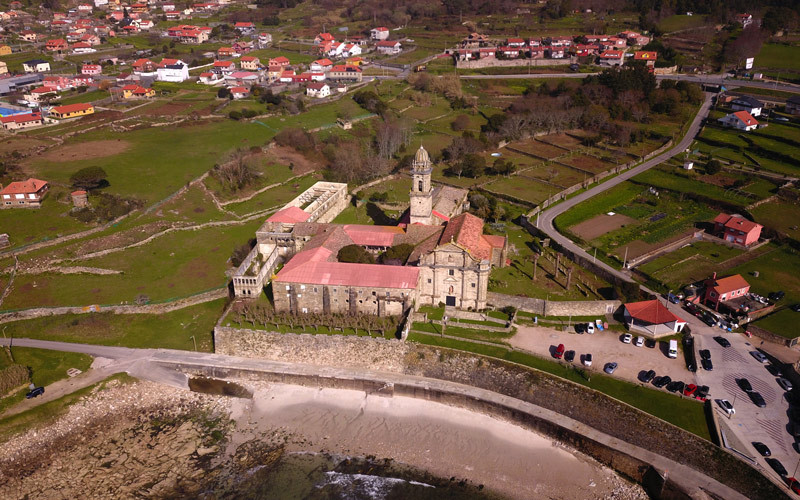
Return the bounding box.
[49,103,94,119]
[546,46,565,59]
[234,22,255,35]
[42,75,73,91]
[0,178,48,208]
[730,95,763,116]
[0,45,11,55]
[634,51,657,69]
[239,56,260,71]
[71,42,96,54]
[310,58,333,72]
[315,32,335,45]
[82,64,102,75]
[19,31,38,43]
[156,59,189,82]
[623,300,687,337]
[198,72,222,85]
[370,27,389,40]
[376,40,402,55]
[211,60,236,76]
[506,37,525,48]
[279,70,295,83]
[498,46,521,58]
[25,87,59,104]
[233,41,254,54]
[575,44,600,56]
[328,64,362,82]
[229,86,249,99]
[787,95,800,115]
[341,43,361,58]
[306,82,330,98]
[598,50,625,66]
[80,34,101,45]
[718,110,759,131]
[224,71,260,87]
[0,112,43,131]
[121,84,155,98]
[258,32,272,48]
[704,273,750,311]
[713,213,763,246]
[72,75,93,87]
[132,58,156,74]
[162,2,176,11]
[46,38,69,53]
[268,56,290,73]
[217,47,236,59]
[618,30,650,46]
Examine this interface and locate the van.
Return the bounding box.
[668,340,678,359]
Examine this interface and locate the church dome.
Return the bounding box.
[414,145,430,165]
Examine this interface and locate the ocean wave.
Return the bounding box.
[316,471,434,499]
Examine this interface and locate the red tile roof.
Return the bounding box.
[634,51,657,59]
[343,225,403,247]
[732,110,758,126]
[0,113,41,125]
[268,206,312,223]
[439,212,494,260]
[277,253,419,289]
[714,213,762,233]
[0,178,47,195]
[50,103,93,114]
[707,274,750,295]
[624,300,683,324]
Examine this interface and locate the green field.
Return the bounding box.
[751,201,800,240]
[638,241,748,288]
[755,44,800,72]
[658,14,710,33]
[752,308,797,340]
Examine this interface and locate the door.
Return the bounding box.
[446,296,456,307]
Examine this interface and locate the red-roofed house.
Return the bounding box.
[598,50,625,66]
[712,213,762,246]
[268,56,290,72]
[229,86,250,99]
[217,47,236,58]
[329,65,362,82]
[370,27,389,40]
[239,56,260,71]
[212,60,236,75]
[234,22,255,34]
[48,103,94,119]
[121,84,155,98]
[132,58,155,74]
[306,82,330,98]
[376,40,402,55]
[718,110,758,131]
[623,300,687,336]
[310,58,333,72]
[315,32,334,45]
[634,51,657,68]
[46,38,69,53]
[704,273,750,310]
[1,178,49,208]
[0,112,43,131]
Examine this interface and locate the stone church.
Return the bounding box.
[232,146,507,315]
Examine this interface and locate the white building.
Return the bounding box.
[23,60,50,73]
[718,111,759,131]
[370,27,389,40]
[156,60,189,82]
[306,82,330,98]
[730,96,763,117]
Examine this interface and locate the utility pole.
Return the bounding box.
[622,246,628,269]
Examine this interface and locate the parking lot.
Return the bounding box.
[510,323,692,387]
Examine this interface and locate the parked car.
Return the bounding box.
[635,336,644,347]
[702,358,714,371]
[604,362,617,374]
[775,116,790,123]
[784,477,800,495]
[666,293,681,304]
[584,353,593,366]
[25,387,44,399]
[684,302,699,315]
[778,378,794,392]
[738,378,753,392]
[749,391,767,408]
[699,349,711,360]
[554,344,565,359]
[586,323,595,334]
[696,385,710,401]
[564,350,575,363]
[642,369,656,383]
[752,441,771,457]
[750,351,769,363]
[667,380,685,393]
[713,336,731,347]
[791,303,800,312]
[766,363,781,376]
[653,375,671,388]
[717,399,735,416]
[683,383,697,397]
[645,339,656,348]
[767,457,788,477]
[575,323,584,334]
[702,313,717,326]
[622,333,632,344]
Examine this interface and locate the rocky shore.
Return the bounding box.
[0,376,648,500]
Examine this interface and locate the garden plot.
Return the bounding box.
[484,175,560,205]
[539,133,582,150]
[637,241,748,289]
[570,213,637,241]
[562,153,615,174]
[519,163,584,188]
[508,138,566,160]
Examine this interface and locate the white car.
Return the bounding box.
[622,333,632,344]
[717,399,735,416]
[586,323,595,334]
[750,351,768,364]
[635,336,644,347]
[584,353,593,366]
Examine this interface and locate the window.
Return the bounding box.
[372,291,376,296]
[386,292,390,296]
[418,180,423,191]
[449,269,454,276]
[427,279,432,283]
[300,285,306,290]
[358,290,363,295]
[302,308,308,313]
[286,285,290,291]
[471,283,476,288]
[314,287,318,293]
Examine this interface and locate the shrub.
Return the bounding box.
[217,87,231,99]
[451,114,471,131]
[337,244,375,264]
[368,191,388,202]
[230,240,255,267]
[70,166,108,191]
[380,243,414,265]
[705,159,722,175]
[0,364,29,394]
[228,110,242,120]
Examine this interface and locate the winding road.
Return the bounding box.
[534,93,714,284]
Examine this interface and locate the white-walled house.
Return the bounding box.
[370,27,389,40]
[718,111,759,131]
[730,95,763,117]
[156,59,189,82]
[306,82,330,98]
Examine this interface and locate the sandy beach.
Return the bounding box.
[228,383,648,500]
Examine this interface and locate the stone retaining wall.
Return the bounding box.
[486,292,620,316]
[746,324,798,347]
[456,57,574,69]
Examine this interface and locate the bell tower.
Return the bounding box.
[409,146,433,225]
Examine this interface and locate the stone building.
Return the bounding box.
[231,149,506,314]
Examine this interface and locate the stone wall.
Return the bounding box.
[486,292,620,317]
[746,324,798,347]
[213,326,410,372]
[456,57,574,69]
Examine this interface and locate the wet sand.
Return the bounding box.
[228,383,647,500]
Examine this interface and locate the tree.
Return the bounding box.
[337,244,374,264]
[212,149,257,192]
[488,158,515,176]
[217,87,231,99]
[451,114,470,132]
[459,153,485,178]
[706,159,722,175]
[380,243,414,265]
[70,166,109,190]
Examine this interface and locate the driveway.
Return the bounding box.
[510,324,692,386]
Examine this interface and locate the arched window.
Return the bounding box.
[418,180,423,192]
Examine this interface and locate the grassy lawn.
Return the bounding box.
[225,173,320,216]
[658,14,709,33]
[0,186,92,251]
[752,308,798,340]
[751,201,800,241]
[2,221,260,309]
[484,175,559,205]
[555,182,642,229]
[58,90,110,105]
[638,241,748,288]
[726,245,800,305]
[0,298,225,351]
[407,333,709,439]
[755,44,800,72]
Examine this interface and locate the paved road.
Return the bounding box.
[534,93,714,285]
[0,337,758,499]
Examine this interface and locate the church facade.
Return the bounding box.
[232,146,507,314]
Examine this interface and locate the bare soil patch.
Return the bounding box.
[612,240,654,261]
[265,144,319,175]
[571,213,637,241]
[0,137,50,156]
[565,154,613,173]
[542,133,582,149]
[37,139,131,162]
[511,139,564,159]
